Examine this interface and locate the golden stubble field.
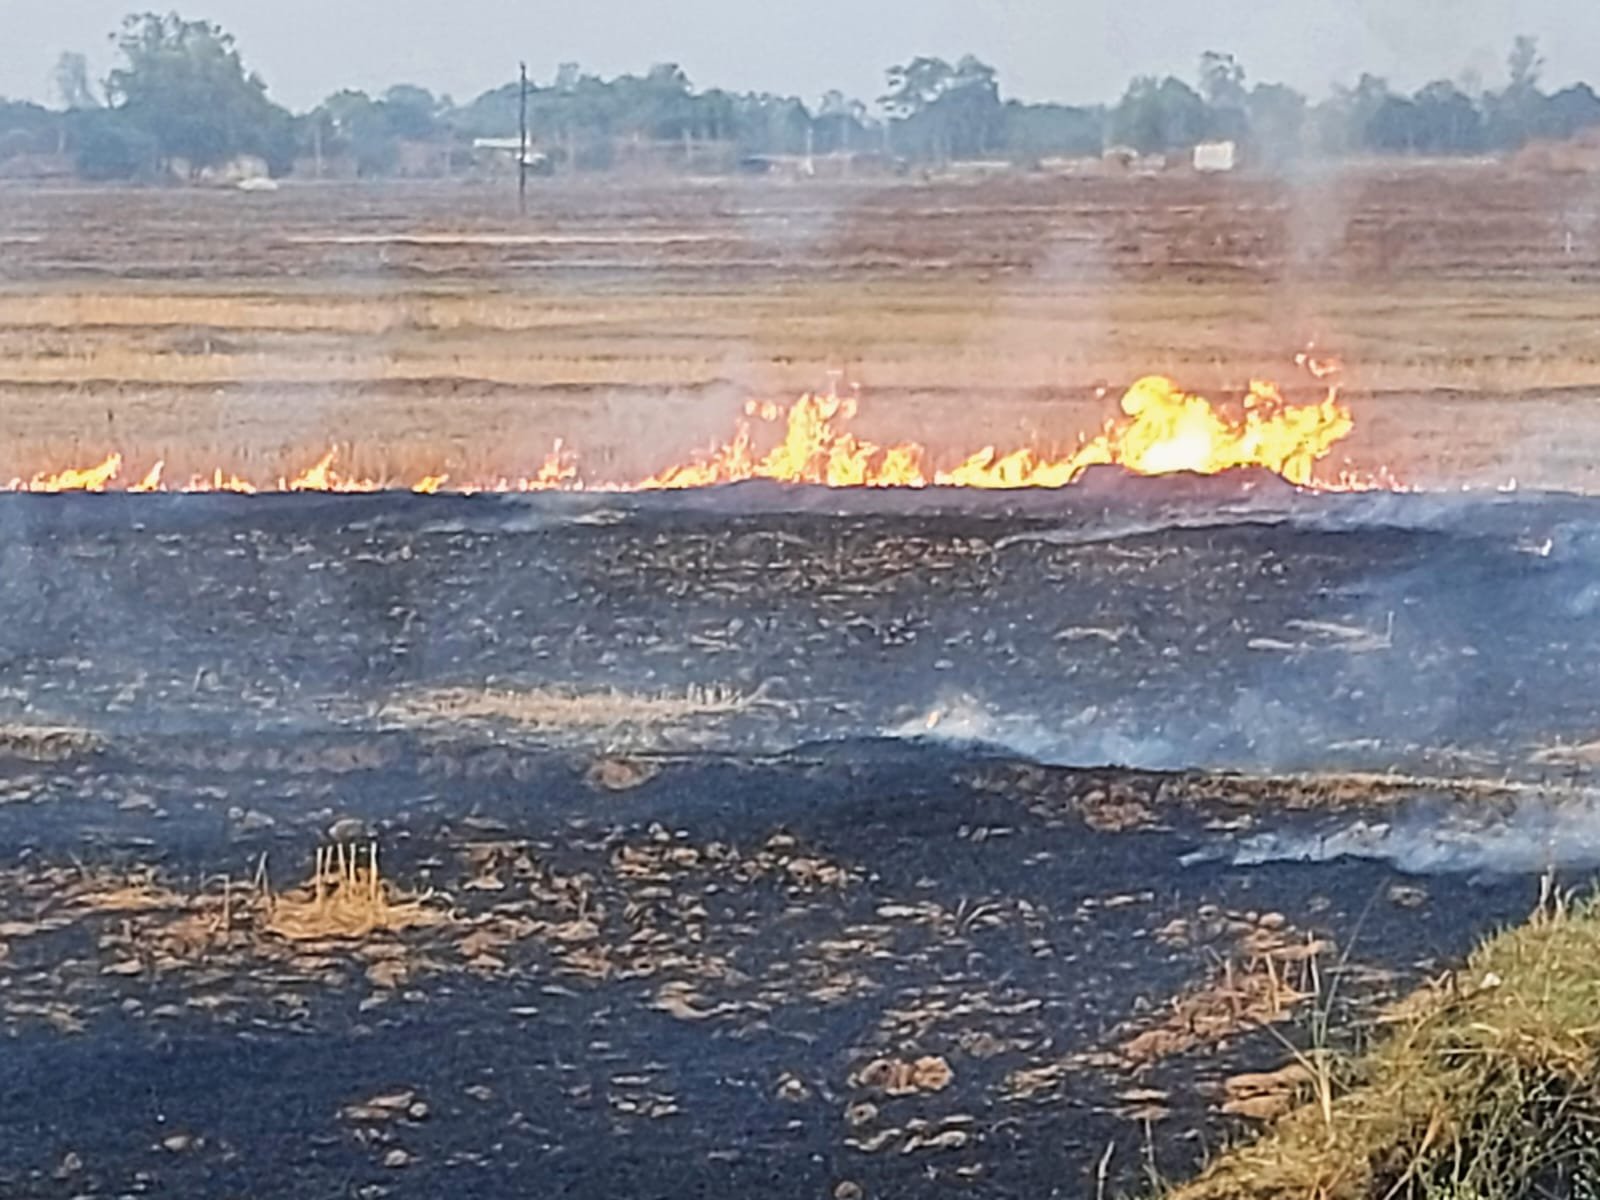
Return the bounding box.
[1,163,1599,490]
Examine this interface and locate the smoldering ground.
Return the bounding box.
[0,479,1595,1198]
[890,484,1600,778]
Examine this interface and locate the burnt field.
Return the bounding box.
[3,477,1598,776]
[1,480,1598,1198]
[3,169,1600,1196]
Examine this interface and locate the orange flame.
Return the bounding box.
[641,375,1362,491]
[9,453,125,493]
[187,468,258,494]
[0,374,1385,495]
[281,448,387,493]
[642,392,929,489]
[130,460,165,493]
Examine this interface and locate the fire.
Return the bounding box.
[194,468,258,495]
[1050,375,1354,488]
[130,460,165,493]
[643,394,929,489]
[641,375,1360,491]
[10,452,125,493]
[281,448,385,493]
[1,373,1382,495]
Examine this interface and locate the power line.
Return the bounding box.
[518,61,529,216]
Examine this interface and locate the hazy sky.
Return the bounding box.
[3,1,1597,111]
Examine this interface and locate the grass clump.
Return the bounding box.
[264,843,447,942]
[381,684,752,744]
[1174,888,1600,1200]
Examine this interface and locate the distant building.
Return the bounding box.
[1102,144,1139,170]
[1101,145,1167,174]
[1193,141,1238,173]
[472,137,550,174]
[738,152,892,178]
[197,155,272,187]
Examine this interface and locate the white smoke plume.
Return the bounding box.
[1192,787,1600,876]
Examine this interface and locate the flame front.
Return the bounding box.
[643,395,930,490]
[643,375,1362,491]
[2,374,1382,495]
[1062,375,1355,488]
[11,453,125,493]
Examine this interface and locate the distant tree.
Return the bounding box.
[53,52,100,110]
[69,107,160,179]
[1203,51,1248,120]
[453,79,522,137]
[1485,35,1548,149]
[1365,94,1420,152]
[1508,35,1544,95]
[1411,80,1485,153]
[1543,83,1600,140]
[880,56,957,120]
[455,63,787,171]
[104,13,294,174]
[1001,101,1104,161]
[0,99,57,136]
[380,84,442,139]
[53,25,1600,181]
[818,89,861,120]
[814,89,868,154]
[1198,51,1249,141]
[0,99,60,162]
[613,63,687,139]
[1310,73,1394,155]
[733,92,812,156]
[1246,82,1307,165]
[1110,76,1208,153]
[881,55,1004,161]
[936,55,1003,158]
[314,89,398,175]
[1199,51,1247,108]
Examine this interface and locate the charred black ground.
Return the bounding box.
[2,473,1598,774]
[0,474,1596,1199]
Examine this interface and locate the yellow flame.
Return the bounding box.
[643,376,1360,491]
[284,448,338,492]
[183,468,257,494]
[130,461,165,493]
[0,375,1382,495]
[10,453,124,493]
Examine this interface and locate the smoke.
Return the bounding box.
[894,693,1600,880]
[888,686,1378,778]
[887,691,1195,770]
[876,487,1600,785]
[1187,787,1600,876]
[892,692,1600,878]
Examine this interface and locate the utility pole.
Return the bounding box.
[518,61,529,216]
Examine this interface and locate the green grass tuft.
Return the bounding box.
[1172,889,1600,1200]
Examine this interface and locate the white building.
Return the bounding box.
[1193,141,1238,173]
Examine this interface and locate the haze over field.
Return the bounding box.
[5,0,1600,108]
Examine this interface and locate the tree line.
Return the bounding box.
[2,14,1598,182]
